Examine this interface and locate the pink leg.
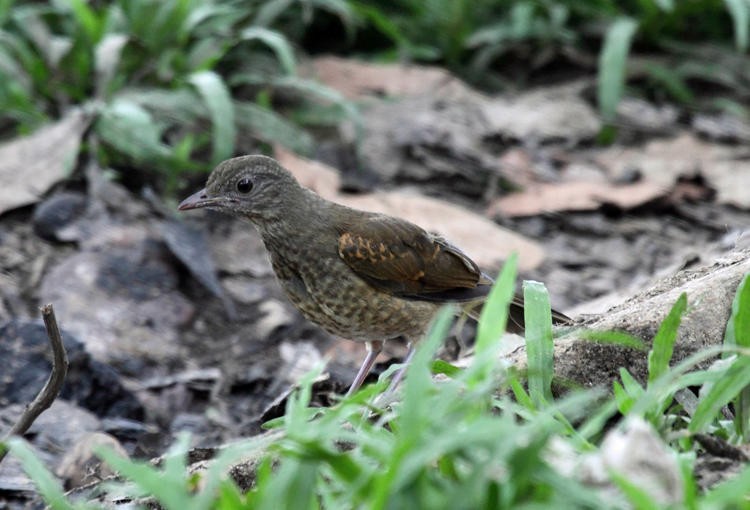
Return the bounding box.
[346,340,383,396]
[384,342,415,394]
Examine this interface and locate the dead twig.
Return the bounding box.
[0,304,69,464]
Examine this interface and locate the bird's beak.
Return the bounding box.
[178,188,218,211]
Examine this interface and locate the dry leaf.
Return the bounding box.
[596,132,750,208]
[0,109,90,214]
[490,180,666,217]
[307,56,477,100]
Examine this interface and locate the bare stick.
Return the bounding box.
[0,304,69,464]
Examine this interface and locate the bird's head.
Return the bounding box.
[178,155,302,222]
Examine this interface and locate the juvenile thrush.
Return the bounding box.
[179,155,571,395]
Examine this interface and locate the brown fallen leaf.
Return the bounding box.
[275,147,544,271]
[0,109,91,215]
[306,56,478,100]
[489,180,667,217]
[596,131,750,208]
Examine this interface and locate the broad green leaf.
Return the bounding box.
[239,27,296,75]
[94,33,128,98]
[96,99,170,161]
[724,0,750,51]
[234,101,314,155]
[597,17,637,122]
[189,71,235,163]
[67,0,103,42]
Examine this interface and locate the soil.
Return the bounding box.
[1,58,749,506]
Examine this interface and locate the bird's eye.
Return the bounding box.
[236,178,253,193]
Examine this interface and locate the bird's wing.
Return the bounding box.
[337,215,492,302]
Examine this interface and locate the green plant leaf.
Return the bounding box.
[96,440,192,510]
[239,27,296,75]
[648,292,687,384]
[597,17,638,122]
[5,437,78,510]
[724,273,750,438]
[523,280,554,406]
[724,0,750,51]
[189,70,235,163]
[67,0,104,42]
[578,329,646,350]
[476,253,517,354]
[690,355,750,433]
[96,99,170,162]
[234,100,313,155]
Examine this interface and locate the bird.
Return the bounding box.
[178,155,571,395]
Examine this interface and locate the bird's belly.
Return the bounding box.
[275,257,438,341]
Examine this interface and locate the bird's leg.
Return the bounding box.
[384,342,416,395]
[346,340,383,396]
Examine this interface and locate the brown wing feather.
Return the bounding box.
[338,215,489,301]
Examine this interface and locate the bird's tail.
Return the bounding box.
[461,292,572,334]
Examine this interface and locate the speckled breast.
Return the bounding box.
[267,242,438,342]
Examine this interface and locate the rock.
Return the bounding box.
[38,232,194,366]
[483,82,601,143]
[32,191,88,241]
[160,219,237,320]
[0,320,143,418]
[508,249,750,388]
[29,400,102,451]
[209,218,274,277]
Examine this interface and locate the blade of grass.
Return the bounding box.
[648,293,687,384]
[689,355,750,434]
[476,253,517,354]
[598,17,637,122]
[5,438,77,510]
[724,273,750,438]
[523,280,553,406]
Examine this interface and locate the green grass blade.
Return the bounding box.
[609,470,661,510]
[5,437,77,510]
[724,273,750,438]
[597,17,637,122]
[724,274,750,350]
[476,253,517,354]
[68,0,104,42]
[578,330,647,350]
[523,280,554,406]
[96,445,191,510]
[189,70,236,164]
[648,293,687,384]
[689,355,750,433]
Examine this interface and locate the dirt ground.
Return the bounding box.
[1,58,749,504]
